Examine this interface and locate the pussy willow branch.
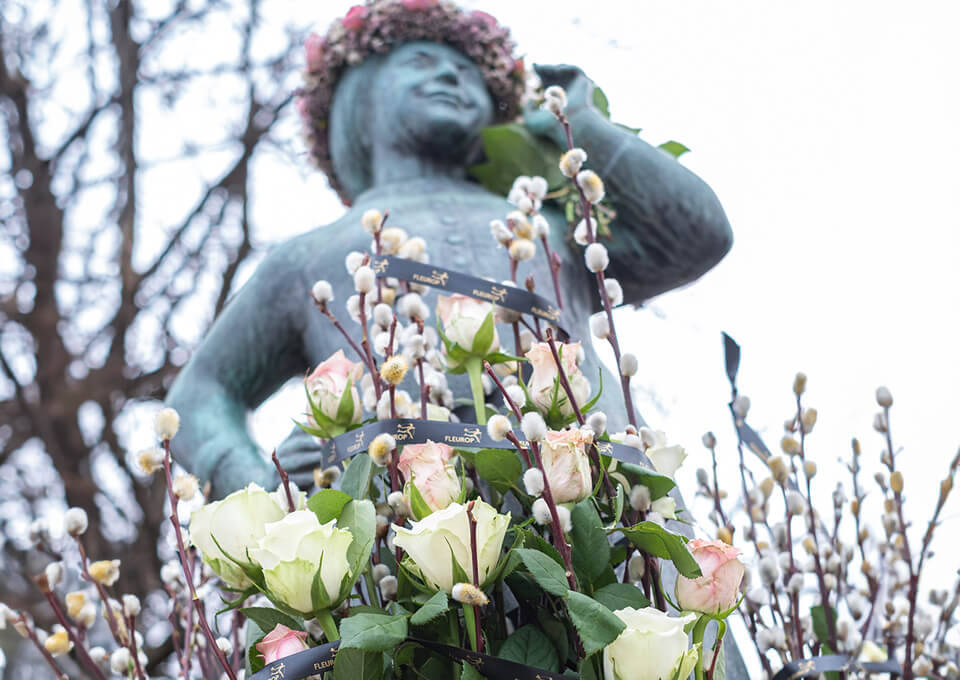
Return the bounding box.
[38,588,108,680]
[16,613,68,680]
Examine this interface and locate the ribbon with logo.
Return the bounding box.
[249,637,569,680]
[316,417,649,468]
[372,255,569,338]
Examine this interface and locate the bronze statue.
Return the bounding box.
[166,41,731,496]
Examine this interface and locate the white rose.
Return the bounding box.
[391,501,509,593]
[641,429,687,479]
[603,607,698,680]
[436,294,500,357]
[189,483,301,589]
[249,511,354,614]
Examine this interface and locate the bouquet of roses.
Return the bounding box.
[0,86,745,680]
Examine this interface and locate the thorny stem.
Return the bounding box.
[162,440,239,680]
[39,590,108,680]
[466,501,485,654]
[272,450,296,511]
[16,613,68,679]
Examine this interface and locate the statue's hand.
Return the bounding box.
[524,64,597,148]
[272,427,330,491]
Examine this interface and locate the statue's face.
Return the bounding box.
[373,41,494,159]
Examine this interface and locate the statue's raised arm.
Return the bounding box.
[526,64,733,306]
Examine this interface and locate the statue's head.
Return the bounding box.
[297,1,525,204]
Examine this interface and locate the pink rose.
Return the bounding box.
[525,342,590,417]
[436,294,499,356]
[304,33,325,72]
[342,5,369,31]
[539,429,593,504]
[399,440,461,516]
[256,624,308,664]
[305,349,364,425]
[675,539,745,614]
[401,0,437,9]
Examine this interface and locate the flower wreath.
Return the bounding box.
[296,0,526,205]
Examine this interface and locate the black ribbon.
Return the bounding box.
[372,255,569,337]
[772,654,902,680]
[318,417,649,468]
[249,637,567,680]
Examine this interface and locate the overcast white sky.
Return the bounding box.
[246,0,960,555]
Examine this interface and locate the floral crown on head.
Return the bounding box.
[296,0,526,205]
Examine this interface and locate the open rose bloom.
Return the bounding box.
[398,440,461,517]
[674,539,745,614]
[436,294,500,357]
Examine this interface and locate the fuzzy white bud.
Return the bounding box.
[590,313,610,339]
[543,85,567,113]
[505,384,526,408]
[379,575,398,600]
[576,170,605,204]
[122,594,141,618]
[64,508,88,537]
[486,415,512,442]
[523,468,545,497]
[559,148,587,178]
[628,554,646,581]
[44,562,63,589]
[603,278,623,306]
[311,280,334,304]
[451,583,490,606]
[110,648,132,674]
[532,214,550,238]
[518,329,535,353]
[584,243,609,272]
[490,219,512,246]
[875,386,893,407]
[154,407,180,441]
[532,498,552,525]
[629,484,651,512]
[508,238,536,262]
[172,474,199,501]
[732,395,751,419]
[521,412,547,442]
[555,505,572,533]
[353,265,376,294]
[573,219,589,245]
[361,209,383,234]
[586,411,607,436]
[619,352,638,377]
[387,491,408,515]
[345,251,365,275]
[369,433,396,466]
[373,303,394,328]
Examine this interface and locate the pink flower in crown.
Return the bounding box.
[398,440,461,515]
[342,5,369,31]
[471,10,498,28]
[304,33,325,72]
[674,539,745,614]
[305,349,364,425]
[256,624,308,664]
[402,0,438,9]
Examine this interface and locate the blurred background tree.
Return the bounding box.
[0,0,306,671]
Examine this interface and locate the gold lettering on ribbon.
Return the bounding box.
[394,422,416,442]
[373,258,389,274]
[596,442,613,454]
[443,427,482,445]
[412,270,449,286]
[268,661,286,679]
[469,285,508,304]
[530,304,561,322]
[347,430,366,454]
[313,647,338,672]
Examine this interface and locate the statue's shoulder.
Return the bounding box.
[259,213,369,278]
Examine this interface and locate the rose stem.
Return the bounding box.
[271,450,296,511]
[543,327,615,497]
[466,501,485,653]
[162,440,239,680]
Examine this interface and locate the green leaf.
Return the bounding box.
[519,528,564,566]
[565,591,626,657]
[460,663,485,680]
[471,310,495,356]
[592,87,611,118]
[658,140,690,159]
[570,499,610,586]
[617,522,701,579]
[336,377,356,423]
[410,590,449,627]
[592,583,650,612]
[473,449,522,491]
[245,618,265,675]
[341,453,374,499]
[536,610,569,668]
[239,607,305,635]
[338,499,376,602]
[405,479,433,521]
[811,604,837,644]
[308,488,352,524]
[617,463,676,500]
[333,647,384,680]
[340,612,409,652]
[469,123,566,195]
[514,548,569,596]
[498,625,559,672]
